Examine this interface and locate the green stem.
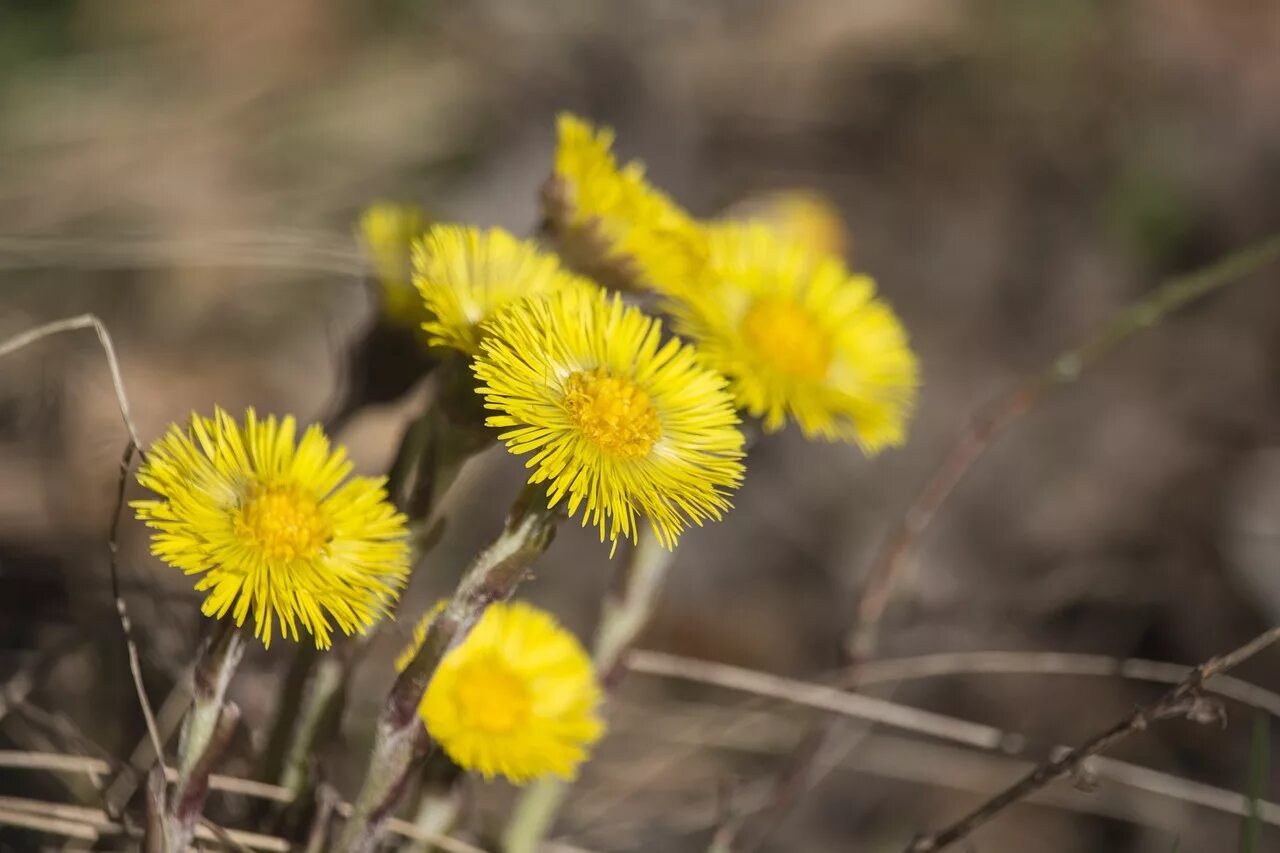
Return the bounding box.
[336,488,560,853]
[269,357,492,805]
[503,530,675,853]
[165,621,245,849]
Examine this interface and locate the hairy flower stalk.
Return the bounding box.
[272,357,492,802]
[336,488,560,853]
[165,620,246,849]
[503,530,675,853]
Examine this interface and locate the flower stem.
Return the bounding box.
[267,357,492,806]
[336,487,560,853]
[164,620,246,849]
[504,530,674,853]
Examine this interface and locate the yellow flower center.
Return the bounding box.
[564,368,662,459]
[740,295,831,380]
[235,484,331,561]
[454,657,531,733]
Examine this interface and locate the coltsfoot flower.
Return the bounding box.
[358,202,431,328]
[132,408,410,648]
[474,287,745,549]
[542,113,707,294]
[414,224,592,355]
[724,190,849,259]
[665,223,918,451]
[419,601,603,783]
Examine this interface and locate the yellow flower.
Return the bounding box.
[419,601,603,783]
[132,408,410,649]
[358,202,431,327]
[724,190,849,259]
[543,113,707,294]
[665,223,918,451]
[474,288,745,549]
[394,600,448,673]
[413,224,591,355]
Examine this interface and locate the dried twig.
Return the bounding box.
[628,650,1021,752]
[0,314,170,817]
[0,313,141,448]
[848,230,1280,661]
[0,233,364,276]
[907,624,1280,851]
[845,649,1280,717]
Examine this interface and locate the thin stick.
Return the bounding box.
[848,230,1280,661]
[845,650,1280,717]
[907,624,1280,851]
[0,313,141,448]
[0,233,364,277]
[108,441,168,807]
[627,651,1022,753]
[0,315,179,815]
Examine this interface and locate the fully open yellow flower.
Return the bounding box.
[358,202,431,328]
[665,223,918,451]
[132,408,410,648]
[413,224,590,355]
[419,601,603,783]
[543,113,707,294]
[474,288,745,549]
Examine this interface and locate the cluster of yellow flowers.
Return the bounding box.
[132,112,918,788]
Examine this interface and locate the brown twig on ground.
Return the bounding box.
[847,230,1280,662]
[906,624,1280,852]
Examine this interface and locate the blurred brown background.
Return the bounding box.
[3,1,1280,851]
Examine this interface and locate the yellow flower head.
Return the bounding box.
[358,202,431,328]
[474,288,745,549]
[394,599,448,673]
[419,601,603,784]
[132,408,410,649]
[725,190,849,259]
[543,113,707,294]
[413,224,591,355]
[666,223,918,451]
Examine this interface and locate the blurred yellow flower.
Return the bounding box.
[665,224,918,451]
[413,224,592,355]
[474,288,745,549]
[133,408,410,648]
[543,113,707,294]
[419,601,603,784]
[726,190,849,259]
[358,202,431,328]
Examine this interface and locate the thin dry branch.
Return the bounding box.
[907,624,1280,851]
[848,230,1280,661]
[0,751,496,852]
[0,233,364,276]
[846,649,1280,717]
[0,313,141,447]
[627,650,1022,752]
[0,315,168,818]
